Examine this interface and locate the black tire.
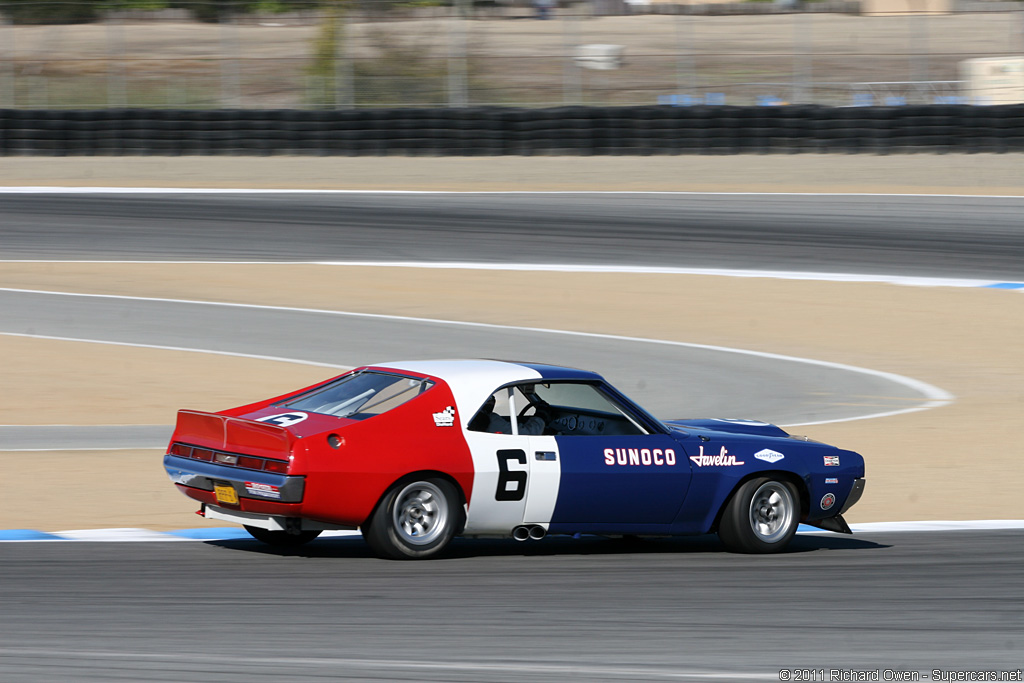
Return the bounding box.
[363,478,462,560]
[244,525,322,547]
[718,477,800,554]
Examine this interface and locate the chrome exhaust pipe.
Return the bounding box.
[528,525,547,541]
[512,525,531,542]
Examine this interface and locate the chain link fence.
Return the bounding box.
[1,0,1023,108]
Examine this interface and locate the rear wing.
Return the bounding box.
[171,410,294,460]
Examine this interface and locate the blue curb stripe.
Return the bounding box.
[0,529,66,541]
[3,522,1023,542]
[983,282,1024,290]
[166,527,251,540]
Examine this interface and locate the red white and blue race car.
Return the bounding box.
[164,360,866,559]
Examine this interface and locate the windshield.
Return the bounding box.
[282,371,433,420]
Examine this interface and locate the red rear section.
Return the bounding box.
[173,410,294,461]
[287,378,475,527]
[168,374,476,528]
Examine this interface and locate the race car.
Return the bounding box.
[163,360,865,559]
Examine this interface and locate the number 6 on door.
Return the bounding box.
[495,449,527,501]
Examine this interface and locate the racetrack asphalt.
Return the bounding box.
[0,530,1020,682]
[2,192,1024,279]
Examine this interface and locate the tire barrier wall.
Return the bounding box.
[1,105,1023,156]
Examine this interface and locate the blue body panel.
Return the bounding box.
[500,367,866,537]
[661,427,860,533]
[546,414,865,536]
[664,418,790,439]
[547,434,691,533]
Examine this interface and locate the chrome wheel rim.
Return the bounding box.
[748,482,795,543]
[393,482,448,546]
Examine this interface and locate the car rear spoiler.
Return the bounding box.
[171,410,295,460]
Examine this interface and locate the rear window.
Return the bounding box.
[282,371,433,420]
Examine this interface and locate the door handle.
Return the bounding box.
[535,451,557,461]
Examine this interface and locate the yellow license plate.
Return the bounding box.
[214,484,239,506]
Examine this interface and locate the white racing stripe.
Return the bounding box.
[0,287,954,428]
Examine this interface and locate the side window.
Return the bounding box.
[528,382,648,437]
[467,387,546,436]
[467,382,648,437]
[468,388,515,434]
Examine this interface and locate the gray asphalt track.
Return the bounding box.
[2,192,1023,279]
[0,531,1021,682]
[0,289,930,449]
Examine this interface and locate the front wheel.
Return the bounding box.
[244,525,322,547]
[363,478,462,560]
[718,478,800,554]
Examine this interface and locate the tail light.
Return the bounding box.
[169,442,290,474]
[262,460,289,474]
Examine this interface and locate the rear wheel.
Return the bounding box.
[244,525,322,547]
[718,478,799,554]
[363,478,462,560]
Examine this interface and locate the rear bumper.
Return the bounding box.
[840,477,866,514]
[202,504,356,532]
[804,478,865,534]
[164,454,305,504]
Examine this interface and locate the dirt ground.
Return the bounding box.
[3,154,1024,193]
[2,256,1022,531]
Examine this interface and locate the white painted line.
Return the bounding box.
[319,262,1018,289]
[1,186,1024,199]
[0,331,352,370]
[1,261,1019,290]
[0,287,954,427]
[4,521,1023,543]
[847,520,1024,533]
[0,447,164,452]
[0,423,168,428]
[0,331,349,452]
[53,528,196,542]
[39,528,364,542]
[0,648,777,680]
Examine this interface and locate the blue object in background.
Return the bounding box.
[658,94,701,106]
